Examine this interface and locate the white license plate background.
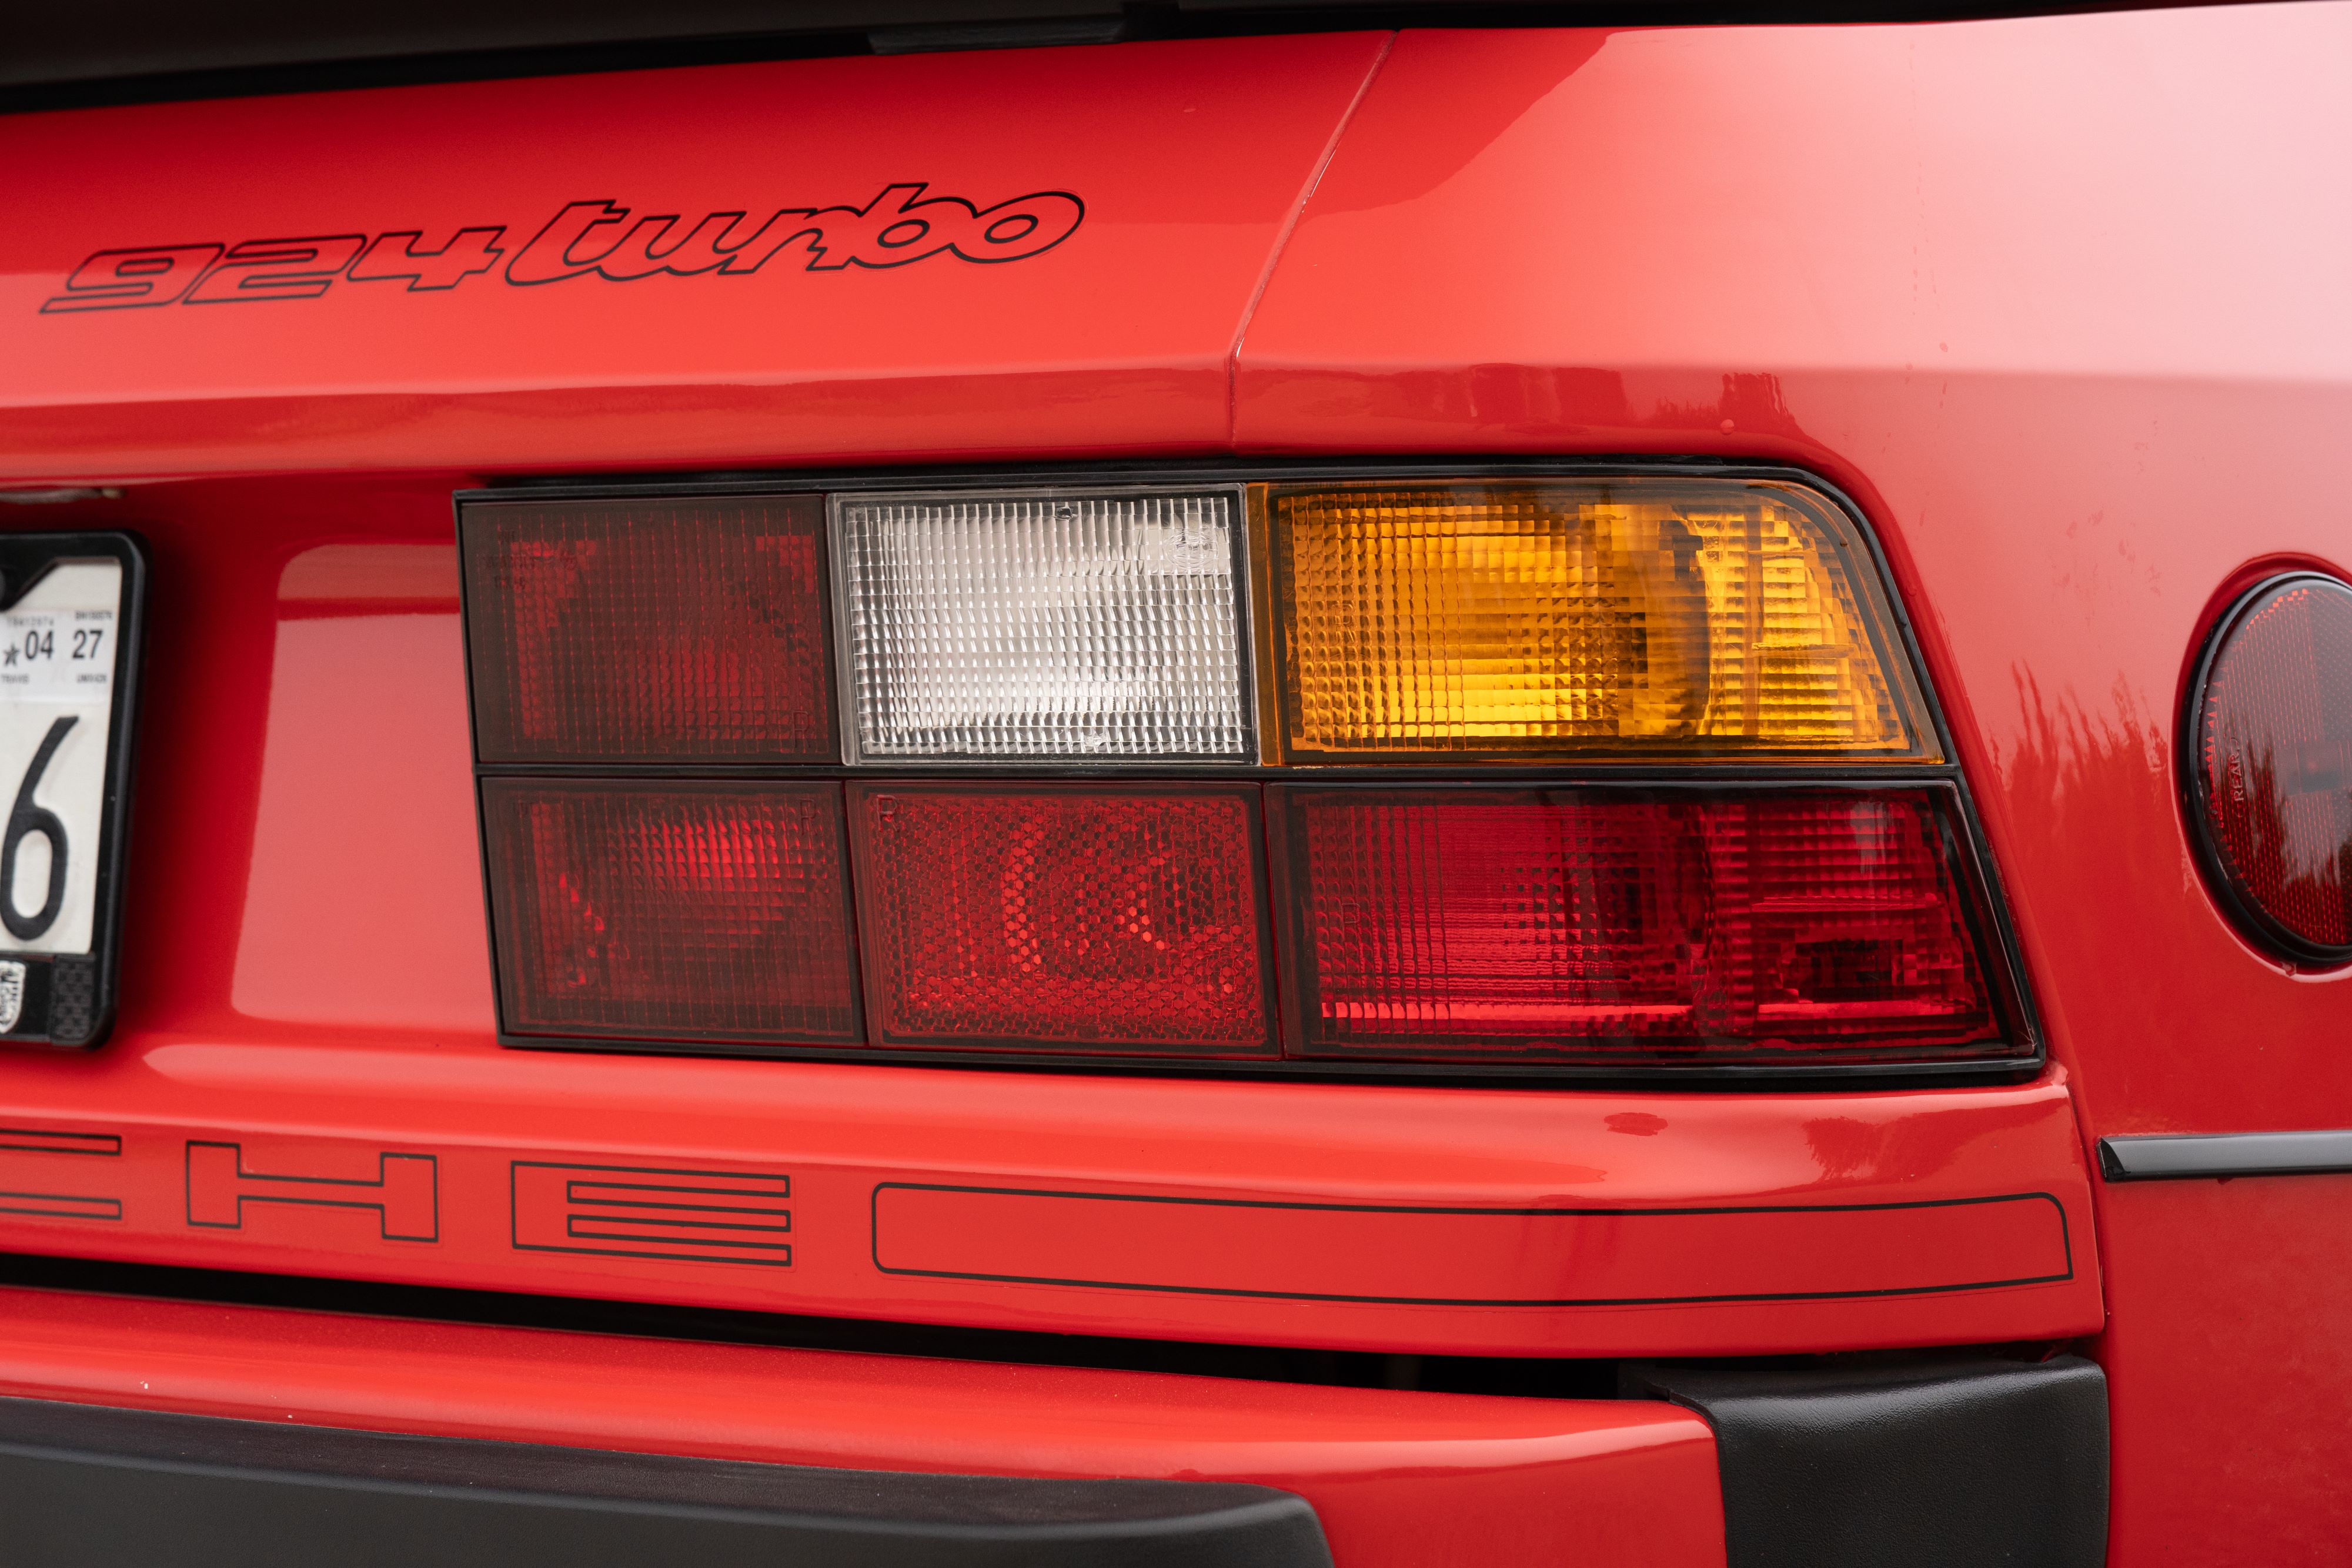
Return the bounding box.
[0,559,122,955]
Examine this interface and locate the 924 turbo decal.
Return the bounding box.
[39,182,1085,313]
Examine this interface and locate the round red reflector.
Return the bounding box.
[2190,573,2352,963]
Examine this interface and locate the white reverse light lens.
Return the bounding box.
[836,490,1252,759]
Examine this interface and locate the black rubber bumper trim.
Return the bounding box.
[1622,1354,2107,1568]
[0,1395,1334,1568]
[2099,1129,2352,1181]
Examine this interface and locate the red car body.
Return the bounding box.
[0,3,2347,1562]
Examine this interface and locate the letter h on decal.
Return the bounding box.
[185,1141,438,1242]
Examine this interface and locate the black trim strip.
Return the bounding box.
[1,2,2257,116]
[1622,1355,2109,1568]
[0,1396,1334,1568]
[2097,1131,2352,1182]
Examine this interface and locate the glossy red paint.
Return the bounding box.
[1234,10,2352,1559]
[0,1283,1727,1568]
[0,4,2344,1557]
[0,34,1384,479]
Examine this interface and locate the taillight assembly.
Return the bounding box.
[460,474,2034,1077]
[2187,573,2352,965]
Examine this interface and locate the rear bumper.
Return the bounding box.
[0,1278,2113,1568]
[0,1282,1727,1568]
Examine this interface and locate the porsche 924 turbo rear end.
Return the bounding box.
[0,1,2346,1562]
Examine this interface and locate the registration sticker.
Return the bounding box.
[0,581,115,705]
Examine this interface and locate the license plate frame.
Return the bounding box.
[0,531,145,1049]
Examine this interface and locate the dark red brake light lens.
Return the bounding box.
[463,497,836,763]
[849,783,1275,1054]
[2191,574,2352,962]
[483,780,861,1044]
[1272,787,2013,1064]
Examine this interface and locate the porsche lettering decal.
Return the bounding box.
[39,182,1085,313]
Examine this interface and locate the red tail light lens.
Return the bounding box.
[484,780,861,1044]
[463,497,837,763]
[850,783,1275,1053]
[1272,787,2013,1064]
[2191,574,2352,961]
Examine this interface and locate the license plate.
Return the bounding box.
[0,533,143,1048]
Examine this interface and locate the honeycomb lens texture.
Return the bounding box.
[2196,576,2352,955]
[838,491,1250,758]
[464,497,834,762]
[1271,479,1930,760]
[486,781,860,1044]
[1277,788,2007,1062]
[851,784,1272,1051]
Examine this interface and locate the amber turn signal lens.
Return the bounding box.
[1266,478,1935,762]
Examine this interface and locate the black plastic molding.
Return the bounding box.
[2097,1131,2352,1182]
[1623,1354,2108,1568]
[0,1395,1333,1568]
